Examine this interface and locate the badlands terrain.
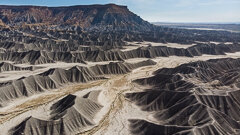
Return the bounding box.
[0,4,240,135]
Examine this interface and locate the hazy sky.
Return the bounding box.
[0,0,239,23]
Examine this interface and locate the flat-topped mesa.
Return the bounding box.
[0,4,151,31]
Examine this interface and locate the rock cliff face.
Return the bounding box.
[0,4,151,31]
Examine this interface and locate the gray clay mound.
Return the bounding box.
[10,91,103,135]
[126,58,240,135]
[90,59,156,75]
[0,62,34,72]
[0,66,102,106]
[1,44,240,64]
[0,60,155,106]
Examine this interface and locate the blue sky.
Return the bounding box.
[0,0,239,23]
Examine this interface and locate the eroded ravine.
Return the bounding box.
[0,80,107,134]
[80,54,240,135]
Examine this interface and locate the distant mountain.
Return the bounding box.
[153,22,240,32]
[0,4,152,31]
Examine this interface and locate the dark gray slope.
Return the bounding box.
[0,62,34,72]
[10,91,103,135]
[0,66,101,106]
[129,119,192,135]
[1,43,240,64]
[126,58,240,135]
[0,60,156,106]
[90,60,156,75]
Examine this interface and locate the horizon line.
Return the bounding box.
[151,22,240,24]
